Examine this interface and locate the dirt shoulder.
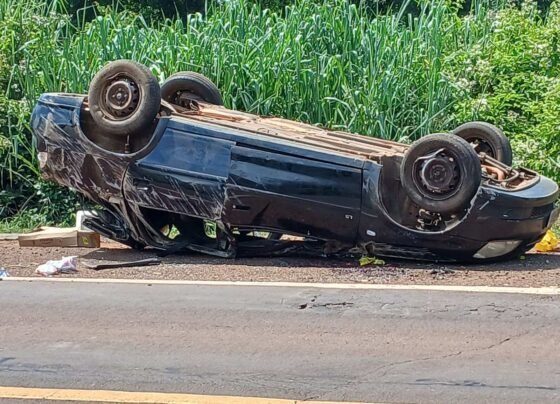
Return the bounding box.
[1,240,559,287]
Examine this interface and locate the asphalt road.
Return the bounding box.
[1,280,560,403]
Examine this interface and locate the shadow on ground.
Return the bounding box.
[81,246,560,272]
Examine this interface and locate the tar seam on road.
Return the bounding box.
[0,386,378,404]
[2,276,560,295]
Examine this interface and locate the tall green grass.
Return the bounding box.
[11,0,486,143]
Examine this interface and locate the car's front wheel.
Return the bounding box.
[88,59,161,137]
[400,133,482,214]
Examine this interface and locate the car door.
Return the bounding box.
[224,145,363,242]
[123,127,234,221]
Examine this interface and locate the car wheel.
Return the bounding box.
[88,60,161,137]
[400,133,482,214]
[161,71,223,107]
[452,121,513,165]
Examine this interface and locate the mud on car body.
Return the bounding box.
[32,60,559,262]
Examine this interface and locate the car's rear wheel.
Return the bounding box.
[452,121,513,165]
[400,133,482,214]
[161,72,223,107]
[88,60,161,137]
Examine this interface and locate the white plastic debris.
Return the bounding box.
[0,268,9,278]
[35,256,78,277]
[75,210,95,231]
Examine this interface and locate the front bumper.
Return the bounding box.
[361,174,559,262]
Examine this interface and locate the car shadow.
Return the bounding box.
[390,252,560,272]
[80,246,560,272]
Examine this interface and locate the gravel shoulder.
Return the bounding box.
[1,240,559,287]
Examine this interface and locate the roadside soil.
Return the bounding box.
[1,239,560,287]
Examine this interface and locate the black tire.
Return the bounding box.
[88,60,161,137]
[400,133,482,214]
[161,71,223,106]
[452,121,513,165]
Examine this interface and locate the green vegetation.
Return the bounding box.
[0,0,558,230]
[449,1,560,178]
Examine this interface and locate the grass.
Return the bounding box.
[7,0,491,147]
[0,214,44,233]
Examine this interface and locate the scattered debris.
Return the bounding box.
[75,210,96,231]
[359,256,386,266]
[19,226,100,248]
[0,268,9,278]
[430,268,455,275]
[35,256,78,276]
[82,257,161,271]
[535,230,559,252]
[430,267,455,280]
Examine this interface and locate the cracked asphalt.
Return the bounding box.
[1,280,559,403]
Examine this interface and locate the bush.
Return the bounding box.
[66,0,295,20]
[447,0,560,180]
[67,0,208,21]
[0,0,84,223]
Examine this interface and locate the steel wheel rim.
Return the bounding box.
[99,75,141,121]
[412,149,462,201]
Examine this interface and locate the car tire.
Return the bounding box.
[452,121,513,165]
[400,133,482,214]
[88,60,161,137]
[161,71,223,106]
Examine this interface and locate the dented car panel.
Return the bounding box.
[32,93,559,262]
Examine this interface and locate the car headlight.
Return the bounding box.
[473,240,522,259]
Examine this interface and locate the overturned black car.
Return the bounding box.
[32,60,559,262]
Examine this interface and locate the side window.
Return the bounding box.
[140,129,233,179]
